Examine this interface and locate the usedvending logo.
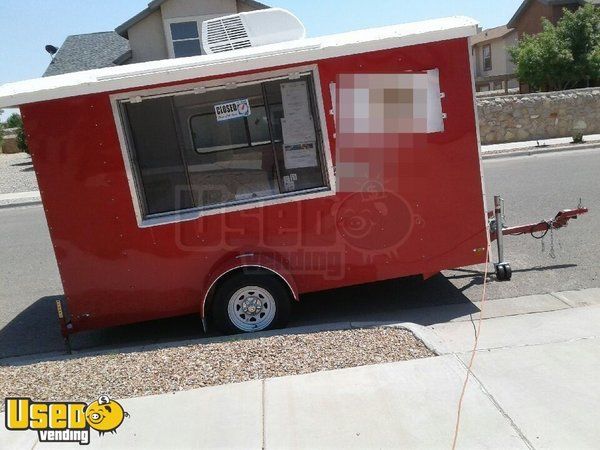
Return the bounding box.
[5,395,129,445]
[214,98,251,121]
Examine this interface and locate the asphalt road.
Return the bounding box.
[1,148,599,360]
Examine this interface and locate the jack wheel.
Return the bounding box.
[495,263,512,282]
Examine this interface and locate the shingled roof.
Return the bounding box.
[43,32,131,77]
[471,25,516,46]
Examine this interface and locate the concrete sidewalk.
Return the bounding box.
[2,287,600,449]
[481,133,600,159]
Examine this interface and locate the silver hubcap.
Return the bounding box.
[227,286,276,332]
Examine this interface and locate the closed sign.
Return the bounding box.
[214,99,251,121]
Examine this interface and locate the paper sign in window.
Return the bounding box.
[214,98,251,122]
[283,173,298,191]
[281,117,316,145]
[280,80,318,169]
[281,81,311,119]
[283,142,318,170]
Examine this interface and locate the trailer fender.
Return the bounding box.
[201,254,300,324]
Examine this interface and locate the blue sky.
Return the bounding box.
[0,0,523,119]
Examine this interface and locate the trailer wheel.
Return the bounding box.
[495,263,512,282]
[211,273,292,334]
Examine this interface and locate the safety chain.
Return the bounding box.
[540,221,561,259]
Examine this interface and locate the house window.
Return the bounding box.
[483,44,492,71]
[118,72,330,218]
[170,21,202,57]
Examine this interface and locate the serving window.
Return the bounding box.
[118,72,330,219]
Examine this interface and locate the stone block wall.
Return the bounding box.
[1,133,20,154]
[477,88,600,145]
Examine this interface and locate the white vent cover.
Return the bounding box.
[202,8,306,54]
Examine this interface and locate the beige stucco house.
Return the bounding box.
[470,0,599,93]
[45,0,268,76]
[116,0,268,63]
[471,25,519,92]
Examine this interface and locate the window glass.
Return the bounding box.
[187,145,279,207]
[264,78,326,193]
[483,45,492,71]
[170,22,199,40]
[173,40,202,58]
[121,73,329,217]
[268,103,284,142]
[191,114,248,152]
[124,98,194,215]
[170,21,202,58]
[247,106,271,145]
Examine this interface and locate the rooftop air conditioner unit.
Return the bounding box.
[202,8,306,54]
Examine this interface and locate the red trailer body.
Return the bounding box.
[1,17,488,334]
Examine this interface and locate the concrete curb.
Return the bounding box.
[352,321,452,355]
[366,322,452,356]
[0,320,437,367]
[386,322,452,355]
[4,287,597,366]
[0,191,42,209]
[0,321,357,366]
[1,321,449,370]
[482,141,599,160]
[0,199,42,209]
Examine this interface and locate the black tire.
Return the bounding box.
[503,263,513,281]
[496,264,506,281]
[211,272,292,334]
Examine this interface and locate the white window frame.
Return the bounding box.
[110,65,336,229]
[164,15,223,58]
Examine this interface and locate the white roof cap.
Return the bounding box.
[0,16,478,108]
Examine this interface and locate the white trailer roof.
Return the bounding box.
[0,16,478,108]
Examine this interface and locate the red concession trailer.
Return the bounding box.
[0,15,492,335]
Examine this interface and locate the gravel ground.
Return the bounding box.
[0,328,432,410]
[0,153,38,195]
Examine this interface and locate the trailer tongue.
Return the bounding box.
[489,196,589,281]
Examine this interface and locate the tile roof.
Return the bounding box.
[43,32,131,77]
